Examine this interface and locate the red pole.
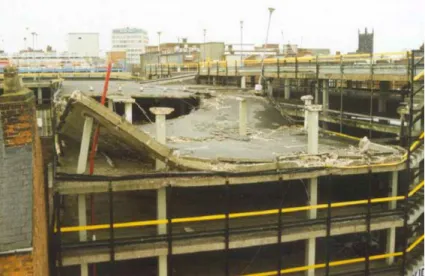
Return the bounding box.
[89,61,112,174]
[88,60,112,276]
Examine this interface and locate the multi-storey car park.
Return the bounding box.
[0,49,423,276]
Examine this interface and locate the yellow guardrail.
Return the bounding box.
[244,234,424,276]
[58,180,424,233]
[414,71,424,81]
[146,51,412,69]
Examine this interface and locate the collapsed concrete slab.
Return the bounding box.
[57,90,406,174]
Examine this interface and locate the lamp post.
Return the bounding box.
[259,7,275,87]
[31,32,37,71]
[240,20,243,67]
[157,31,161,65]
[203,28,206,62]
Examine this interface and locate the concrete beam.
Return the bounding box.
[55,163,407,195]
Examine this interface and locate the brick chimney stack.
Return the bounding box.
[0,65,35,147]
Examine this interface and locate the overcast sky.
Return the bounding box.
[0,0,423,54]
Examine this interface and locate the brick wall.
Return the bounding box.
[0,91,35,147]
[0,253,34,275]
[32,126,49,276]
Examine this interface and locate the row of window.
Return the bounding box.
[113,39,144,44]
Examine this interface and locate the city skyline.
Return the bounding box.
[0,0,423,54]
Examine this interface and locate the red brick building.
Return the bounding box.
[0,66,49,275]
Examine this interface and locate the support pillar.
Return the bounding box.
[284,79,291,99]
[213,77,216,86]
[157,187,168,276]
[301,95,314,130]
[37,87,43,104]
[238,98,247,136]
[314,82,319,104]
[379,81,390,113]
[267,80,273,97]
[241,76,246,89]
[322,79,329,130]
[76,116,93,276]
[108,100,114,111]
[305,237,316,276]
[386,171,398,265]
[124,102,133,123]
[322,80,329,111]
[149,107,174,276]
[378,98,387,113]
[305,104,322,276]
[307,105,321,154]
[149,107,174,170]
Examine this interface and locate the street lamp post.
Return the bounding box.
[203,29,206,62]
[259,7,275,88]
[157,31,161,53]
[157,31,161,66]
[240,20,243,67]
[31,32,37,71]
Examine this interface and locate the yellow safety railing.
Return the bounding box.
[243,235,424,276]
[58,180,424,233]
[146,51,411,69]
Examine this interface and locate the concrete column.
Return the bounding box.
[213,77,216,86]
[305,105,322,276]
[158,255,167,276]
[301,95,314,130]
[267,80,273,97]
[76,116,93,276]
[284,79,291,100]
[305,237,316,276]
[379,81,390,113]
[157,187,167,234]
[149,107,174,276]
[386,227,396,265]
[314,82,319,104]
[238,98,247,136]
[77,117,94,174]
[108,100,114,111]
[125,102,133,123]
[241,76,246,89]
[322,80,329,111]
[37,87,43,104]
[386,171,398,265]
[378,98,387,113]
[149,107,174,170]
[157,186,167,276]
[307,105,321,155]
